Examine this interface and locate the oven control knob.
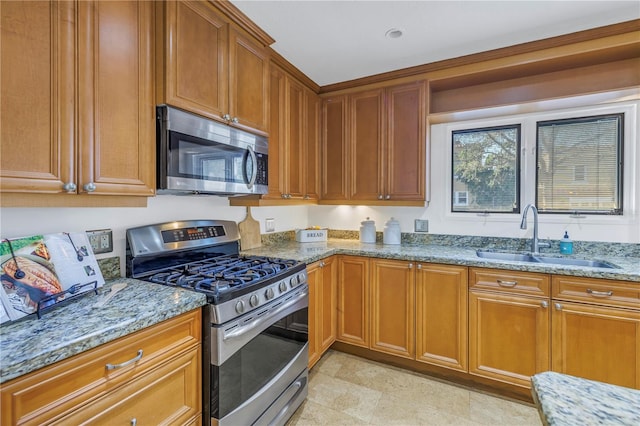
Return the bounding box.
[298,272,306,283]
[235,301,245,314]
[279,281,287,292]
[290,277,297,287]
[249,294,259,307]
[265,288,275,299]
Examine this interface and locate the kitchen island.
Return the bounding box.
[531,371,640,425]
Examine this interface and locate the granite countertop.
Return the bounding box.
[0,278,207,384]
[241,239,640,283]
[531,372,640,425]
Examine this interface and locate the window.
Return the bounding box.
[453,191,468,206]
[536,114,623,214]
[451,125,520,213]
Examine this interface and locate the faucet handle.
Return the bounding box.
[539,238,551,249]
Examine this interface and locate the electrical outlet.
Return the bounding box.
[265,218,275,233]
[414,219,429,233]
[86,229,113,254]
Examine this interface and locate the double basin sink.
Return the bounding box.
[476,250,620,269]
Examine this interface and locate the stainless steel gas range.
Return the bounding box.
[125,220,308,426]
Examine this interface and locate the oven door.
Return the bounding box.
[207,285,308,426]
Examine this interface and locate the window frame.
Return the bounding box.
[450,124,521,214]
[534,113,624,215]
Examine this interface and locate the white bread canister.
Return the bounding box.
[383,217,401,245]
[359,217,376,243]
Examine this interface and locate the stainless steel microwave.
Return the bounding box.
[156,105,268,196]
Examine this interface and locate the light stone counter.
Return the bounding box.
[531,372,640,425]
[241,238,640,283]
[0,278,207,384]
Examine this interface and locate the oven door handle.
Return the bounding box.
[223,287,307,342]
[244,146,258,190]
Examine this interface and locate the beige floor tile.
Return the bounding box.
[289,351,542,426]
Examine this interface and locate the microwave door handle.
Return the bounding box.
[245,146,258,189]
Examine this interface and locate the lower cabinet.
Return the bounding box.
[416,263,468,372]
[308,257,338,368]
[551,275,640,389]
[336,256,370,347]
[468,268,551,388]
[0,310,202,425]
[370,259,415,359]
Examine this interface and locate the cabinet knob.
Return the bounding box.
[378,194,383,200]
[231,117,239,124]
[554,303,563,311]
[417,264,422,269]
[385,195,391,200]
[62,182,77,193]
[131,418,137,426]
[222,113,231,121]
[83,182,96,192]
[320,261,325,267]
[408,263,413,269]
[541,301,548,308]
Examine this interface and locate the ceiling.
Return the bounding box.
[229,0,640,87]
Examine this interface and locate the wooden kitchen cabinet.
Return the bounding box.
[468,268,551,388]
[337,256,370,347]
[308,257,338,368]
[370,259,415,359]
[262,64,318,202]
[416,263,468,372]
[320,81,427,205]
[0,0,155,197]
[157,0,269,135]
[0,310,202,425]
[551,275,640,389]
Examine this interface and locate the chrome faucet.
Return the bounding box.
[520,204,550,254]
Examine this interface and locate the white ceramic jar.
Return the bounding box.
[359,217,376,243]
[383,217,401,245]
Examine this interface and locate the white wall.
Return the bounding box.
[0,196,309,273]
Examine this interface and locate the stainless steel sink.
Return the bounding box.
[475,250,620,269]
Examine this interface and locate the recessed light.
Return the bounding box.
[385,28,404,39]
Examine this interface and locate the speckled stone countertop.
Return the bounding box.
[0,278,207,384]
[531,372,640,425]
[242,238,640,283]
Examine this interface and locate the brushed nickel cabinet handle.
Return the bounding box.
[408,263,413,269]
[417,264,422,269]
[106,349,143,370]
[497,279,517,288]
[385,195,391,200]
[131,419,137,426]
[378,194,383,200]
[541,301,548,308]
[554,303,563,311]
[83,182,96,192]
[231,117,239,124]
[586,288,613,298]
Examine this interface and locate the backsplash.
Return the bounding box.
[263,229,640,258]
[97,256,121,280]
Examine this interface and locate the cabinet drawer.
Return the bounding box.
[0,309,201,426]
[469,268,550,297]
[552,276,640,310]
[53,347,201,425]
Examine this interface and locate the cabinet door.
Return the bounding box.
[284,76,306,198]
[162,0,228,122]
[265,64,286,199]
[552,301,640,389]
[305,88,320,200]
[0,0,75,194]
[350,89,384,201]
[370,259,415,359]
[469,291,550,388]
[416,263,468,371]
[385,81,427,201]
[337,256,369,347]
[77,0,155,196]
[319,256,338,352]
[321,96,349,200]
[54,348,201,425]
[228,27,269,134]
[307,261,321,367]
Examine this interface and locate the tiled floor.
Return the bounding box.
[288,350,542,426]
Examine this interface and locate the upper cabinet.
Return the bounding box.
[0,0,155,200]
[321,81,428,206]
[156,1,269,135]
